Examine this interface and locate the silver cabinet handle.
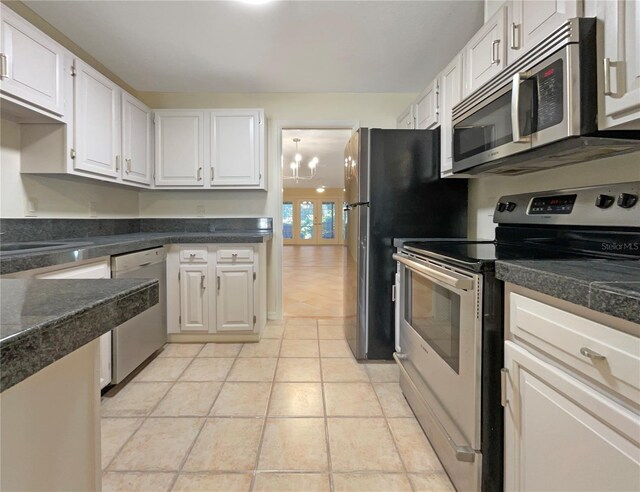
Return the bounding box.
[491,39,500,65]
[511,72,531,144]
[217,276,221,291]
[580,347,606,361]
[201,274,206,290]
[189,253,196,258]
[197,167,203,181]
[210,166,215,181]
[500,368,509,407]
[510,23,520,50]
[115,155,121,172]
[0,53,7,79]
[603,58,613,96]
[125,158,132,174]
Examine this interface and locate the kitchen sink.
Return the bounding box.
[0,241,93,255]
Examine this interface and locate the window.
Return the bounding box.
[282,202,293,239]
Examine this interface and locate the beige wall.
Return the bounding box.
[468,152,640,238]
[0,119,140,218]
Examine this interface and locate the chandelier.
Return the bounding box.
[283,138,319,182]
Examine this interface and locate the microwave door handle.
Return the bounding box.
[511,72,531,144]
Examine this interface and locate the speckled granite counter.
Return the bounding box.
[495,259,640,324]
[0,230,273,275]
[0,278,159,392]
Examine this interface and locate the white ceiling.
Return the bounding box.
[25,0,484,93]
[282,129,352,189]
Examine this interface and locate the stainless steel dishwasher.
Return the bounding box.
[111,247,167,384]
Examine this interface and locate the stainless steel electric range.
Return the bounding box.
[393,182,640,492]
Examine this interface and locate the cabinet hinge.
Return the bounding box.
[253,272,256,281]
[253,315,257,325]
[69,148,76,160]
[70,65,77,77]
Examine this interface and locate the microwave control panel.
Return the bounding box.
[528,194,577,214]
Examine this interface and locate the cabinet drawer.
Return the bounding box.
[217,248,254,263]
[180,248,208,263]
[509,293,640,403]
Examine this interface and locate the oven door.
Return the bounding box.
[394,252,482,451]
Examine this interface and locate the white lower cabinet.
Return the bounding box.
[18,258,113,390]
[504,291,640,492]
[216,264,254,332]
[179,264,208,332]
[167,244,266,341]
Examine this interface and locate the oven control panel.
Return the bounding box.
[528,194,577,214]
[493,182,640,227]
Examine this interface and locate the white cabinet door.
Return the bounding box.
[216,264,254,332]
[397,104,415,129]
[34,258,112,389]
[74,59,121,178]
[415,79,439,129]
[122,92,151,185]
[439,54,464,177]
[508,0,581,64]
[0,5,65,116]
[598,0,640,129]
[179,265,208,332]
[209,109,262,187]
[464,6,507,96]
[155,111,204,186]
[504,342,640,492]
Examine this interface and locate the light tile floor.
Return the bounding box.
[283,246,345,318]
[101,319,454,492]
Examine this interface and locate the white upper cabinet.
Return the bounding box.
[0,5,65,117]
[216,264,254,332]
[73,59,121,178]
[154,110,205,186]
[415,79,439,129]
[508,0,582,64]
[397,104,415,129]
[439,54,464,177]
[121,92,152,185]
[464,6,507,96]
[209,109,263,188]
[596,0,640,129]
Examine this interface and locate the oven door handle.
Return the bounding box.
[393,253,473,291]
[394,352,477,463]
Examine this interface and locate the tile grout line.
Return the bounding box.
[248,329,284,492]
[170,343,246,489]
[317,320,336,492]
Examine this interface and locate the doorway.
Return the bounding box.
[281,128,352,318]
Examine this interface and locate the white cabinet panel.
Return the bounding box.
[179,265,208,332]
[598,0,640,129]
[397,104,415,129]
[0,5,65,116]
[439,54,464,177]
[509,0,581,64]
[216,264,254,332]
[415,79,439,129]
[209,110,262,187]
[122,92,151,185]
[464,6,507,96]
[155,111,204,186]
[33,258,112,389]
[504,342,640,492]
[74,59,120,178]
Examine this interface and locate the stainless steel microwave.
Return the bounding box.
[452,18,640,176]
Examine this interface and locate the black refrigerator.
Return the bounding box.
[343,128,468,360]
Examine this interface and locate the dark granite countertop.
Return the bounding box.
[0,230,273,275]
[496,259,640,324]
[0,278,159,392]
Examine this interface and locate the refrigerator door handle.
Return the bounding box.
[344,201,370,211]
